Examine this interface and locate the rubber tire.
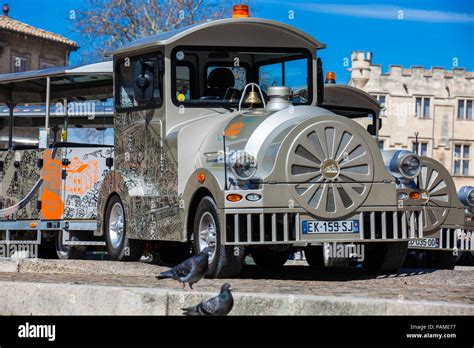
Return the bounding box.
[363,241,408,274]
[55,230,87,260]
[193,196,244,278]
[104,195,144,261]
[38,240,59,259]
[158,243,192,264]
[402,251,422,269]
[304,245,325,267]
[251,246,291,268]
[426,250,456,270]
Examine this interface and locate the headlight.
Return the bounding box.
[400,155,421,178]
[458,186,474,207]
[389,150,421,179]
[229,150,257,180]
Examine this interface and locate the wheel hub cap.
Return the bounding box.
[109,202,125,249]
[198,212,217,263]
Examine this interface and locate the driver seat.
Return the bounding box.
[205,68,235,99]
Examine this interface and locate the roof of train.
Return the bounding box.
[109,18,326,56]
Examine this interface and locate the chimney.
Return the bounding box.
[3,3,9,17]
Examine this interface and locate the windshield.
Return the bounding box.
[172,47,312,107]
[0,100,114,149]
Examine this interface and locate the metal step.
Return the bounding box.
[63,240,106,246]
[62,231,105,247]
[0,229,42,245]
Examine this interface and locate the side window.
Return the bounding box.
[62,100,114,146]
[116,53,163,110]
[176,66,191,102]
[258,58,309,103]
[67,128,114,146]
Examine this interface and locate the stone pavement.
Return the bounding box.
[0,258,472,314]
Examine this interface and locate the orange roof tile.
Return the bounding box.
[0,15,78,48]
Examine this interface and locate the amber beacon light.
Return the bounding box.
[325,71,336,84]
[232,4,250,18]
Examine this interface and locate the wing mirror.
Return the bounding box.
[367,118,383,135]
[134,59,154,103]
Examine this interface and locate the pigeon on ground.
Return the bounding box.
[182,283,234,316]
[156,247,211,289]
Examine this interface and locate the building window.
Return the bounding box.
[457,99,473,120]
[371,94,387,116]
[11,54,29,72]
[412,141,428,156]
[454,144,470,175]
[378,140,384,150]
[415,97,430,118]
[40,59,57,69]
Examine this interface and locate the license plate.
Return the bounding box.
[408,238,440,248]
[302,220,359,234]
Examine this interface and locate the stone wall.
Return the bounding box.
[349,51,474,189]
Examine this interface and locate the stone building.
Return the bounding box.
[349,51,474,189]
[0,3,78,73]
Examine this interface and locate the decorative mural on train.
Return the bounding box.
[62,147,114,219]
[96,110,182,242]
[0,149,41,220]
[0,146,113,221]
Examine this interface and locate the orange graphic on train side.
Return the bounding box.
[40,149,63,220]
[64,157,99,195]
[40,150,99,219]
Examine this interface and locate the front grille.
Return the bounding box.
[440,228,474,250]
[225,212,300,244]
[224,210,423,245]
[359,211,423,240]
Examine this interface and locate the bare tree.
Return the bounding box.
[72,0,254,63]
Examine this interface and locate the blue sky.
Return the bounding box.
[5,0,474,83]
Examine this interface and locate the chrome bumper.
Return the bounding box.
[223,210,423,245]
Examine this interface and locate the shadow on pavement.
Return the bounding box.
[239,264,437,282]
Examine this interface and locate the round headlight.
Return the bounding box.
[400,154,421,179]
[229,150,257,180]
[389,151,421,179]
[458,186,474,207]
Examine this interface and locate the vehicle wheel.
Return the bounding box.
[55,230,87,260]
[304,245,325,267]
[402,251,421,269]
[104,194,144,261]
[251,246,291,268]
[363,241,408,274]
[456,251,474,266]
[38,239,58,259]
[426,250,456,270]
[158,242,192,264]
[193,196,244,278]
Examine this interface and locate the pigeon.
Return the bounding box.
[182,283,234,316]
[156,247,211,289]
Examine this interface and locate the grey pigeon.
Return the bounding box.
[156,247,211,289]
[182,283,234,316]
